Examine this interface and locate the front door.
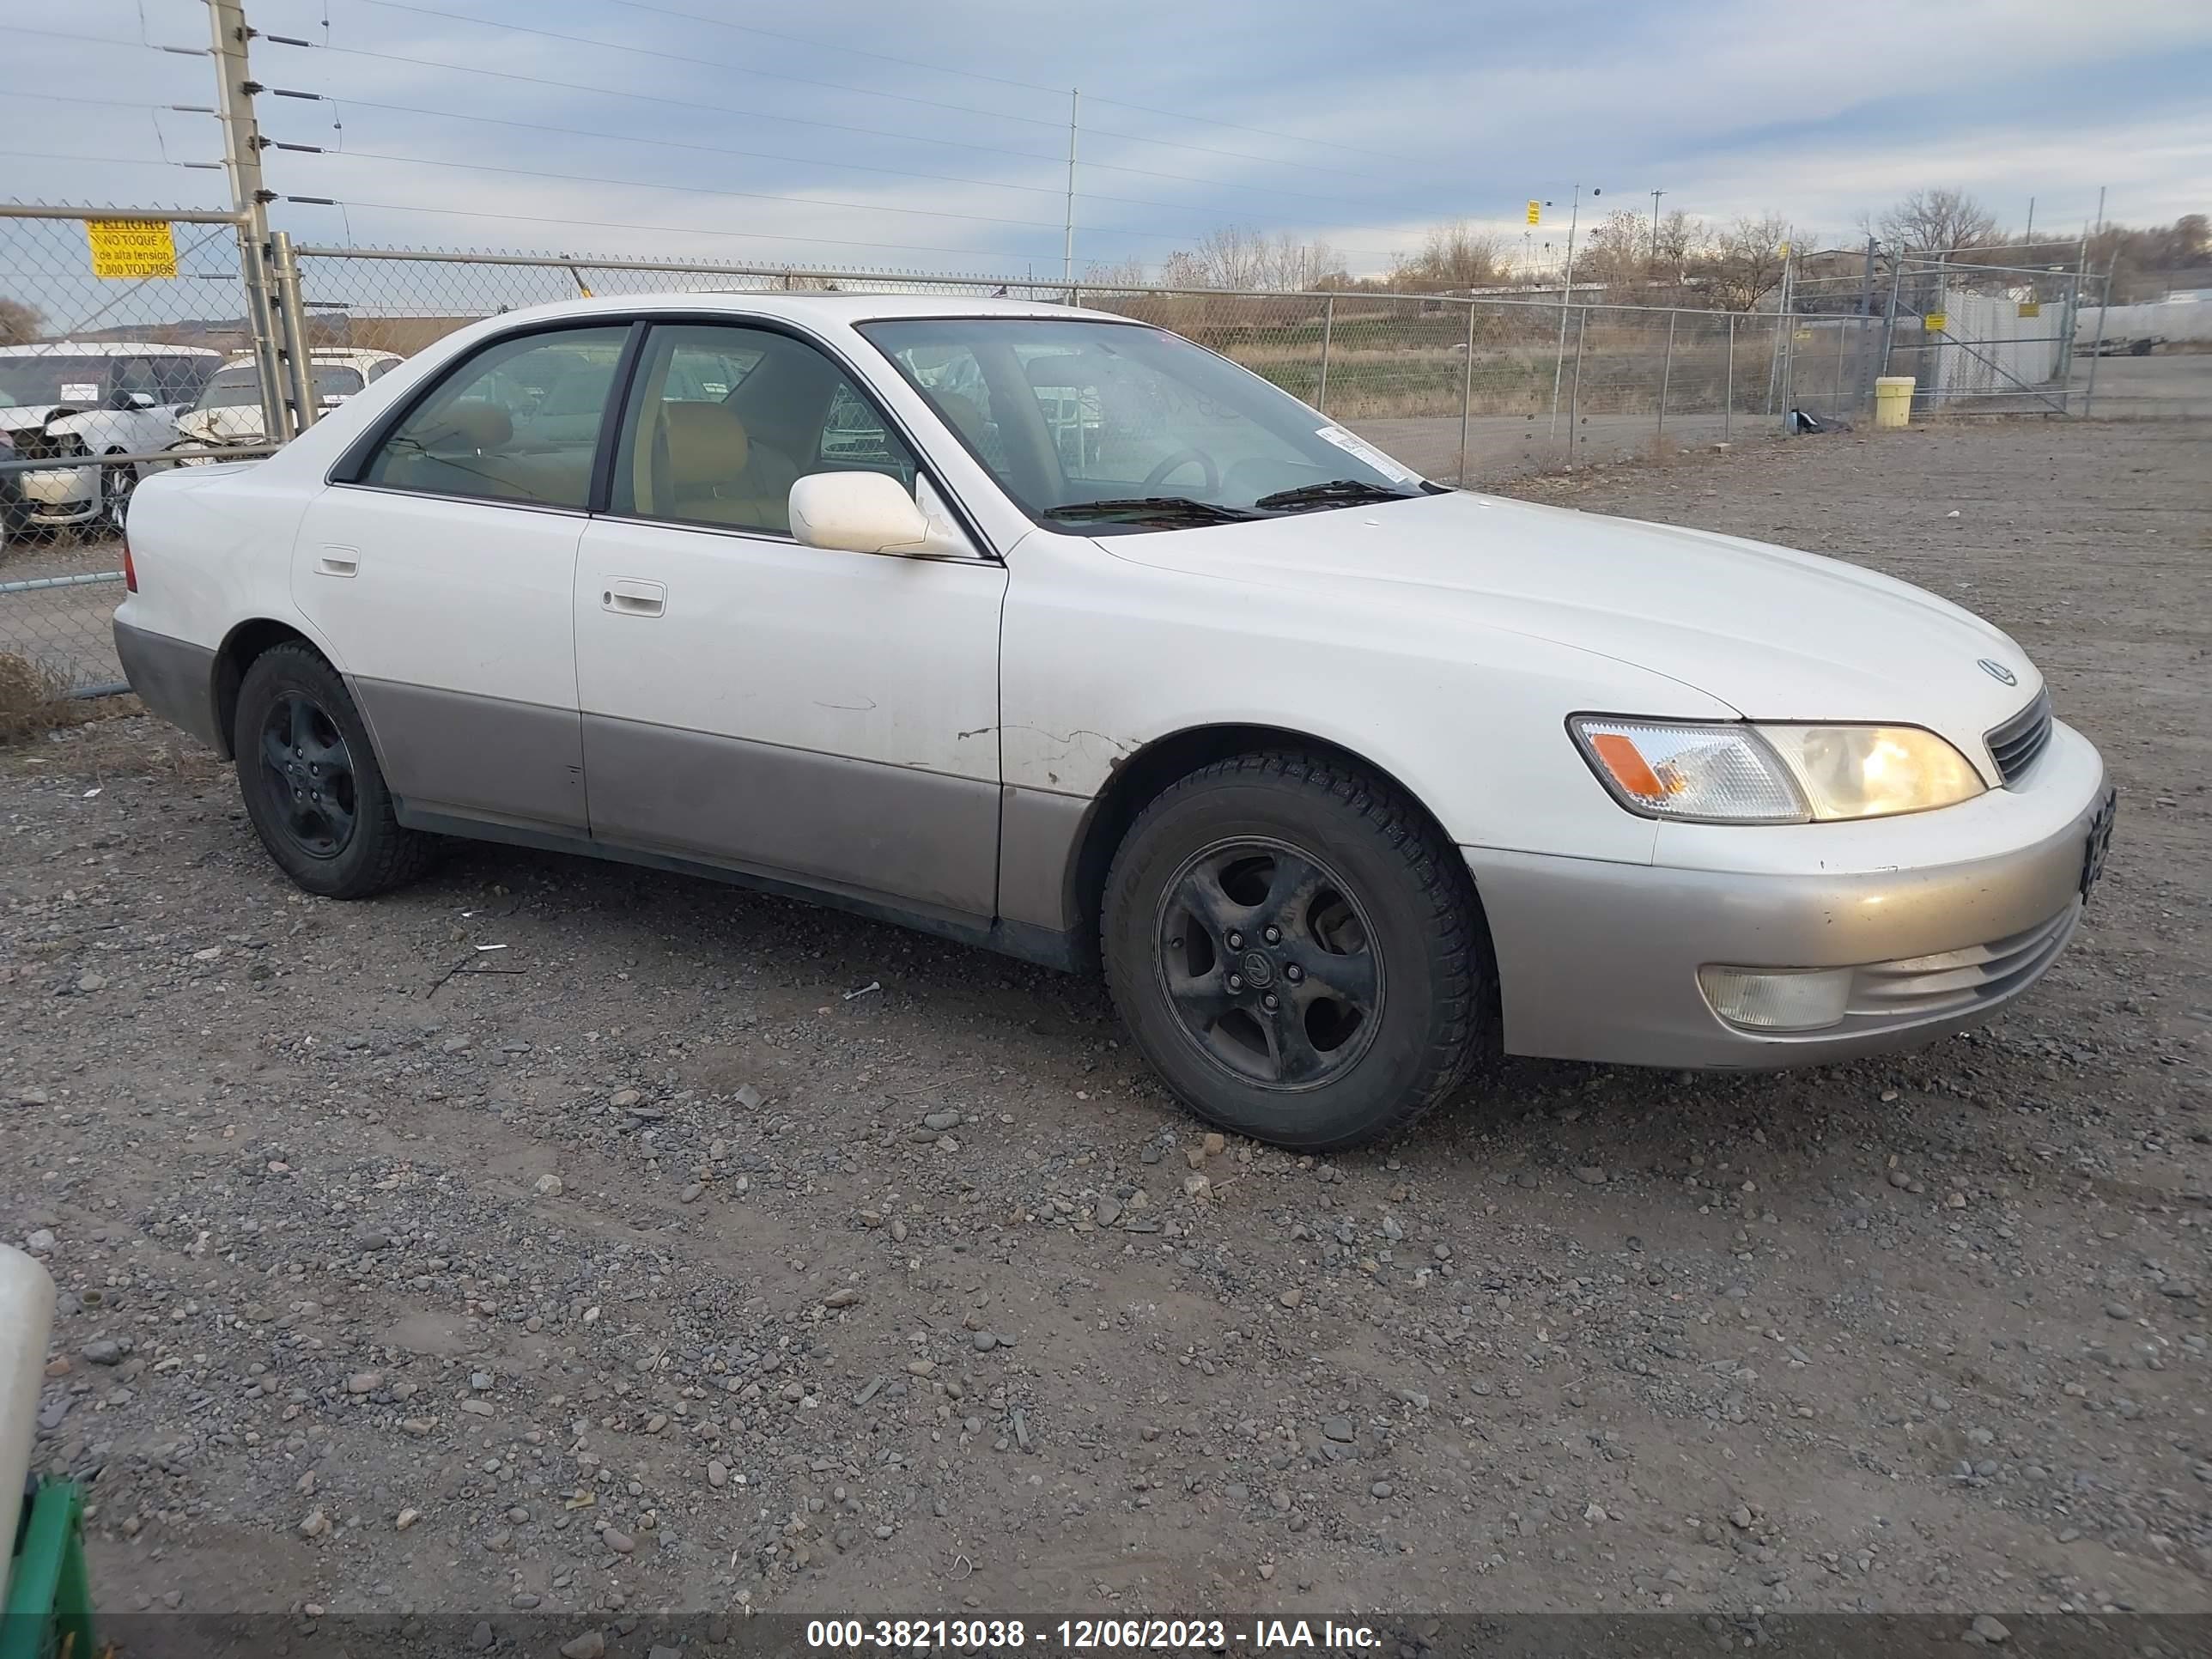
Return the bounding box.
[292,323,630,832]
[574,319,1006,920]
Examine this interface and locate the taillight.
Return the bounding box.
[123,538,137,593]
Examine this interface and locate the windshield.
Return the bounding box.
[857,317,1432,532]
[0,357,113,409]
[198,363,367,410]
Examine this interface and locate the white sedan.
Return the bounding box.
[113,295,2116,1149]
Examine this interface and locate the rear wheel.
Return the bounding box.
[1102,750,1489,1151]
[234,644,434,898]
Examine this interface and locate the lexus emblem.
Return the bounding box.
[1977,659,2018,687]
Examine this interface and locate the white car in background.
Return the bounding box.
[0,342,219,531]
[114,295,2115,1150]
[172,348,404,463]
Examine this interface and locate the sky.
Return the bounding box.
[12,0,2212,286]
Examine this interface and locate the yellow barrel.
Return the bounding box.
[1875,375,1916,428]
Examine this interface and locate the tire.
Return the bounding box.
[234,643,434,899]
[100,457,137,533]
[1101,750,1490,1151]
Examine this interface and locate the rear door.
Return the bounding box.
[292,321,631,833]
[572,319,1006,919]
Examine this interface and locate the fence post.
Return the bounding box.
[270,230,317,432]
[207,0,287,443]
[1656,310,1675,444]
[1566,307,1587,465]
[2081,260,2112,417]
[1723,314,1734,444]
[1456,299,1476,486]
[1316,295,1334,415]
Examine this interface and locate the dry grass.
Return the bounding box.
[0,651,69,743]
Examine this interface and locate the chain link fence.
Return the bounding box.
[7,216,1887,702]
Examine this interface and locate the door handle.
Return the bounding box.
[601,577,666,618]
[316,547,359,578]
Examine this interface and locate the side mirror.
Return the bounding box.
[788,471,931,556]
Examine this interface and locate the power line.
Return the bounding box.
[340,0,1403,184]
[265,37,1387,207]
[305,95,1405,235]
[279,197,1058,263]
[301,147,1412,259]
[582,0,1438,167]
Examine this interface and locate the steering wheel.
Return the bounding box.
[1139,447,1219,492]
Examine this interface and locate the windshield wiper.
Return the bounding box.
[1042,495,1259,526]
[1252,477,1422,511]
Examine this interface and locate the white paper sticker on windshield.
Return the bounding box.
[1316,423,1419,483]
[60,383,100,403]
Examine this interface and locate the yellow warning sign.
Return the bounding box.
[1924,310,1947,333]
[86,219,177,280]
[1526,200,1541,226]
[2017,300,2041,318]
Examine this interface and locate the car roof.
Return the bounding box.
[0,341,223,358]
[441,292,1110,329]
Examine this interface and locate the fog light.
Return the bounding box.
[1698,965,1853,1031]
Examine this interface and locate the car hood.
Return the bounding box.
[1097,489,2041,754]
[176,405,265,444]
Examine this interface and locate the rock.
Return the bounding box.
[1201,1133,1225,1157]
[345,1370,383,1395]
[76,973,107,994]
[1372,1481,1395,1498]
[81,1339,123,1366]
[468,1620,495,1651]
[395,1508,421,1531]
[298,1510,330,1538]
[1968,1614,2009,1644]
[24,1230,55,1254]
[679,1182,705,1204]
[1182,1174,1212,1201]
[1095,1196,1121,1228]
[611,1089,641,1109]
[353,1229,392,1250]
[1729,1505,1753,1529]
[1322,1416,1354,1443]
[733,1084,763,1110]
[922,1109,962,1131]
[1584,1502,1608,1522]
[560,1633,606,1659]
[1571,1166,1607,1186]
[533,1175,564,1197]
[708,1460,730,1488]
[601,1528,636,1554]
[972,1331,998,1352]
[1277,1288,1304,1309]
[1886,1168,1912,1189]
[2105,1302,2132,1320]
[823,1288,862,1309]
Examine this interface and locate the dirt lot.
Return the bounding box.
[5,420,2208,1635]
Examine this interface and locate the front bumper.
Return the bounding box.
[1468,719,2111,1069]
[18,465,99,524]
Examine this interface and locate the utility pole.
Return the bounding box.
[1650,188,1665,263]
[207,0,288,442]
[1548,184,1597,438]
[2023,196,2034,249]
[1061,88,1079,292]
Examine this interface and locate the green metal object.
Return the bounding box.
[2,1480,94,1659]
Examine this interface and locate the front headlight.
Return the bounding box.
[1571,717,1984,823]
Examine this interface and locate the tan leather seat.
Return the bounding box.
[659,402,799,532]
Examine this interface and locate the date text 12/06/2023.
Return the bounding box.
[804,1618,1382,1650]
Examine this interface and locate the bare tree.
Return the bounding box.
[1651,209,1710,282]
[0,297,45,346]
[1160,227,1346,291]
[1868,188,2000,255]
[1575,210,1650,289]
[1704,215,1795,311]
[1386,221,1503,292]
[1081,256,1152,290]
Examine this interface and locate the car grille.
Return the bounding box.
[1985,690,2052,786]
[1845,903,2079,1023]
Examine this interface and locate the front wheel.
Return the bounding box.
[1102,750,1491,1151]
[234,643,434,898]
[100,457,137,532]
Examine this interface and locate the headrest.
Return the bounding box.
[933,388,989,441]
[663,401,750,488]
[418,402,512,452]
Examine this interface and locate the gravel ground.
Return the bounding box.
[5,419,2208,1632]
